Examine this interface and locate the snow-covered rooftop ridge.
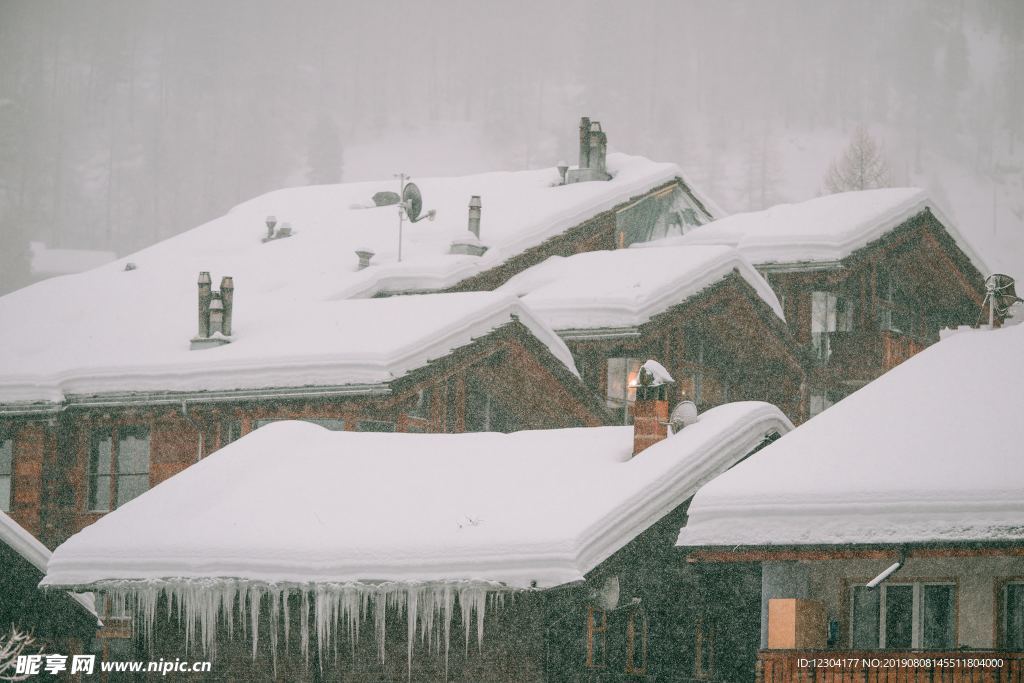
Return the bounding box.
[0,292,577,405]
[668,188,988,271]
[29,241,117,277]
[43,402,790,590]
[496,245,784,331]
[0,154,694,406]
[678,323,1024,548]
[0,510,97,620]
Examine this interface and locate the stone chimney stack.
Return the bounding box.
[631,361,675,456]
[197,272,212,339]
[220,276,234,336]
[467,195,482,239]
[191,272,233,350]
[567,116,611,183]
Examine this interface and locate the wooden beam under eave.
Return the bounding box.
[685,544,1024,564]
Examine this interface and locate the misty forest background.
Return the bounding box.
[1,0,1023,294]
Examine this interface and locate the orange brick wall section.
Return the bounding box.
[11,423,45,536]
[631,398,669,455]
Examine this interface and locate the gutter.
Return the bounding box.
[0,383,392,417]
[556,326,642,341]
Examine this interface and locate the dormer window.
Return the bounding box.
[606,357,642,424]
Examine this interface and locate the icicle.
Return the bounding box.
[282,588,291,655]
[249,586,262,659]
[406,587,417,681]
[269,589,280,676]
[300,590,310,665]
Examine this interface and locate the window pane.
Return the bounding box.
[222,419,242,444]
[253,418,280,429]
[0,477,10,512]
[89,432,113,511]
[118,427,150,476]
[884,585,913,649]
[358,421,395,432]
[116,474,150,507]
[852,586,880,649]
[304,419,345,431]
[1006,584,1024,650]
[606,358,626,402]
[0,439,12,475]
[922,585,955,649]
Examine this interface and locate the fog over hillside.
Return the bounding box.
[1,1,1022,293]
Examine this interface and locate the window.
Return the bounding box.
[850,582,955,649]
[811,292,853,363]
[88,427,150,512]
[358,420,394,432]
[407,388,432,420]
[809,387,837,417]
[253,418,345,431]
[1003,582,1024,650]
[606,357,642,424]
[625,609,648,674]
[586,607,607,669]
[694,612,715,679]
[221,419,242,446]
[0,438,11,513]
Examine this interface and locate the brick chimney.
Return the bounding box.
[631,361,675,456]
[567,116,611,184]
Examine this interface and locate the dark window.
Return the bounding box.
[254,418,345,431]
[0,438,12,512]
[586,607,607,669]
[625,609,648,674]
[88,427,150,512]
[407,388,432,420]
[221,419,242,445]
[1004,583,1024,650]
[358,420,395,432]
[850,582,955,649]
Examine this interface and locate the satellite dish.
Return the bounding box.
[403,182,423,222]
[590,576,620,611]
[669,400,699,433]
[981,273,1023,326]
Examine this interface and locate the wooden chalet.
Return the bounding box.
[41,391,792,681]
[498,245,806,424]
[678,324,1024,682]
[676,189,989,418]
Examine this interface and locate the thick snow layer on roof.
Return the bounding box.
[678,323,1024,548]
[29,242,116,277]
[0,510,96,620]
[497,245,783,331]
[0,154,685,405]
[667,188,987,270]
[0,292,576,404]
[43,402,789,590]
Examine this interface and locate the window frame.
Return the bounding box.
[625,608,648,675]
[849,580,957,650]
[606,357,643,425]
[86,425,151,513]
[585,606,608,669]
[998,579,1024,650]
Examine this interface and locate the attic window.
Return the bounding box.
[606,357,642,424]
[625,609,648,674]
[586,607,608,669]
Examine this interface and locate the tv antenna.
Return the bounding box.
[980,273,1022,326]
[393,174,436,262]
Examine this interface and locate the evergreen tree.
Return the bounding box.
[823,126,892,194]
[306,114,344,186]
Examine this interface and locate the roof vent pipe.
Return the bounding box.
[355,248,375,270]
[468,195,482,239]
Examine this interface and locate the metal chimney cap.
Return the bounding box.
[468,195,482,208]
[557,160,569,172]
[220,276,234,289]
[265,215,277,227]
[198,271,211,284]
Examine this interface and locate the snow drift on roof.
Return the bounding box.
[667,188,987,270]
[497,245,783,330]
[0,154,691,405]
[0,292,576,404]
[677,324,1024,548]
[43,402,789,590]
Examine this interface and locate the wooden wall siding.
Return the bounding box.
[442,179,684,294]
[567,273,805,424]
[21,322,605,546]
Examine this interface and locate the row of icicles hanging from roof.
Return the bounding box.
[107,580,516,680]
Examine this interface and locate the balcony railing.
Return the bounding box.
[758,650,1024,683]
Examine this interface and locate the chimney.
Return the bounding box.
[220,276,234,336]
[631,361,675,456]
[578,116,592,169]
[191,272,233,350]
[355,248,375,270]
[567,116,611,184]
[467,195,482,239]
[197,272,212,338]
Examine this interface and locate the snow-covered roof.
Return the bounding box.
[497,245,784,331]
[0,291,576,405]
[668,188,988,271]
[29,241,116,277]
[0,154,697,407]
[43,402,790,590]
[677,323,1024,549]
[0,510,97,621]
